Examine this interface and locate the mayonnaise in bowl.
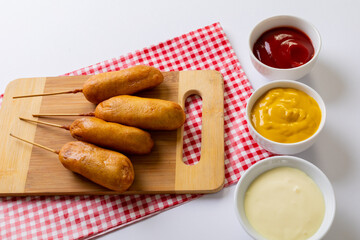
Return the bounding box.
[234,156,335,240]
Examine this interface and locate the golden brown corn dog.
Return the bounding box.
[20,117,154,155]
[59,141,134,192]
[70,117,154,155]
[83,65,164,104]
[94,95,186,130]
[13,65,164,104]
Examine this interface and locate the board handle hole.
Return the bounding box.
[182,94,203,166]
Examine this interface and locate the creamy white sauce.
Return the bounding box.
[244,167,325,240]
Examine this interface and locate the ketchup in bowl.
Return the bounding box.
[253,27,314,69]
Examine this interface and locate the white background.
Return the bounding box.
[1,0,359,239]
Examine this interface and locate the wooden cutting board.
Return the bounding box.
[0,70,224,196]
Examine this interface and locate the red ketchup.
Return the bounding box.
[253,27,314,69]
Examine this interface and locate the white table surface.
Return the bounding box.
[1,0,359,239]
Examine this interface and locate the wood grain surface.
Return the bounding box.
[0,70,224,195]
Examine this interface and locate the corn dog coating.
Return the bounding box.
[70,117,154,155]
[83,65,164,104]
[59,141,134,192]
[95,95,186,130]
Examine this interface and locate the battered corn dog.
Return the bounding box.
[13,65,164,104]
[59,141,134,192]
[10,133,135,193]
[20,117,154,155]
[70,117,154,155]
[83,65,164,104]
[94,95,186,130]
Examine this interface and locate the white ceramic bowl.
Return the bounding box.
[249,15,321,80]
[246,80,326,154]
[234,156,335,240]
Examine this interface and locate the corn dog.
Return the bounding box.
[59,141,134,192]
[13,65,164,104]
[70,117,154,155]
[83,65,164,104]
[10,133,135,193]
[20,117,154,155]
[94,95,186,130]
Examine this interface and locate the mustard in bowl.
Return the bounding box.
[246,80,325,154]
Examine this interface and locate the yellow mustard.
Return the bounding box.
[251,88,321,143]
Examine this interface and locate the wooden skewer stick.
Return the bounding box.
[32,112,95,117]
[19,117,70,130]
[13,89,83,99]
[9,133,59,154]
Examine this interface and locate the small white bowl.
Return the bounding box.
[246,80,326,154]
[249,15,321,80]
[234,156,335,240]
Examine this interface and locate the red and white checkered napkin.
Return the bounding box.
[0,22,272,239]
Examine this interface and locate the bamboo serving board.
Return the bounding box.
[0,70,224,196]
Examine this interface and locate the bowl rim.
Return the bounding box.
[245,79,326,147]
[249,15,322,71]
[234,155,336,240]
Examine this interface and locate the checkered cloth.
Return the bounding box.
[0,22,272,239]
